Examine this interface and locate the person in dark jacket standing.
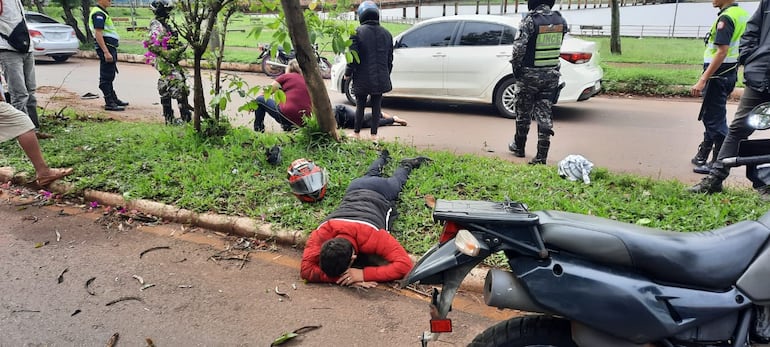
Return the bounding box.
[507,0,568,165]
[344,1,393,142]
[690,0,770,200]
[300,150,431,287]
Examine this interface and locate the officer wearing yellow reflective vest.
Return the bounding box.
[689,0,748,174]
[507,0,568,165]
[89,0,128,111]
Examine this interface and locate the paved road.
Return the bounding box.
[0,191,501,346]
[34,57,753,187]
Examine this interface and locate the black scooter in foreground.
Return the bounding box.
[405,103,770,347]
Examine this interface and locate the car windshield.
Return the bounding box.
[25,14,59,24]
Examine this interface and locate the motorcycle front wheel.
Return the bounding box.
[469,316,577,347]
[261,56,285,78]
[318,57,332,79]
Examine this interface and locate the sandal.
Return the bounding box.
[36,167,74,187]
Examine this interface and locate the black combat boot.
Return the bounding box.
[379,149,391,164]
[688,174,724,193]
[163,108,176,125]
[693,136,723,174]
[691,140,713,166]
[179,100,192,123]
[161,97,175,125]
[508,125,529,158]
[104,101,125,111]
[113,93,129,107]
[528,140,550,165]
[104,92,125,111]
[400,156,432,170]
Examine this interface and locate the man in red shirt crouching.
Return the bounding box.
[300,150,431,288]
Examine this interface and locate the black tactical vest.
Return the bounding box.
[522,11,566,68]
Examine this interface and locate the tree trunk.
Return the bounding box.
[281,0,339,140]
[82,0,94,42]
[192,50,208,132]
[610,0,621,54]
[60,0,87,43]
[213,6,236,122]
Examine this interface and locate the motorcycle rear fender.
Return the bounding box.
[406,238,489,285]
[512,255,751,344]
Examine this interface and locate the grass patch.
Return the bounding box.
[581,36,704,65]
[579,36,748,94]
[1,112,766,255]
[600,64,702,96]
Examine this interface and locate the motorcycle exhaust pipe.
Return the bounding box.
[483,269,552,314]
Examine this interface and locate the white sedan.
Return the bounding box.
[330,15,603,119]
[26,11,80,63]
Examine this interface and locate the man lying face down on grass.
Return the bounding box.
[300,150,431,287]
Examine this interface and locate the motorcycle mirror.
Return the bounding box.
[748,102,770,130]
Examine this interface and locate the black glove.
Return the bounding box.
[266,145,282,166]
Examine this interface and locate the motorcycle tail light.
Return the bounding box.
[438,221,460,244]
[560,52,592,64]
[430,319,452,333]
[455,229,480,256]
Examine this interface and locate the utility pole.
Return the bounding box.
[671,0,679,38]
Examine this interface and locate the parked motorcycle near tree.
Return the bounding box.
[405,102,770,347]
[257,43,332,79]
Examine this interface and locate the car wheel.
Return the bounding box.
[343,78,357,105]
[261,56,285,78]
[318,57,332,79]
[343,78,370,107]
[52,55,70,63]
[494,77,517,119]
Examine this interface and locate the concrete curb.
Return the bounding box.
[0,167,489,292]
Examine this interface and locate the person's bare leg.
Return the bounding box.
[16,129,73,185]
[392,115,408,126]
[16,130,48,173]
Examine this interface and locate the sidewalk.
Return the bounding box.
[0,195,498,345]
[0,167,491,294]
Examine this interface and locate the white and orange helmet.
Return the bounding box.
[287,158,329,203]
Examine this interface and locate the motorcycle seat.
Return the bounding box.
[535,210,770,290]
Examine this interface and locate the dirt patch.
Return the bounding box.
[37,85,162,124]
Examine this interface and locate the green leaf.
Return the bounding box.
[636,218,652,225]
[270,332,299,346]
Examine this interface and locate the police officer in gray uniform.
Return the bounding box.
[507,0,568,165]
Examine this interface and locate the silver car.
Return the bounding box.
[26,11,79,63]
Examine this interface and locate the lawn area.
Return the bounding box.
[0,112,766,255]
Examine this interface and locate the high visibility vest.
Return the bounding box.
[522,9,567,68]
[704,5,748,64]
[88,6,119,45]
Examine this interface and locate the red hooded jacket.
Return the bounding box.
[300,218,413,283]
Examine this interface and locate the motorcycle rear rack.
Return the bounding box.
[432,199,548,258]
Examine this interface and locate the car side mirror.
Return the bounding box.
[748,102,770,130]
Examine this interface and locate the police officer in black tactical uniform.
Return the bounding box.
[507,0,568,165]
